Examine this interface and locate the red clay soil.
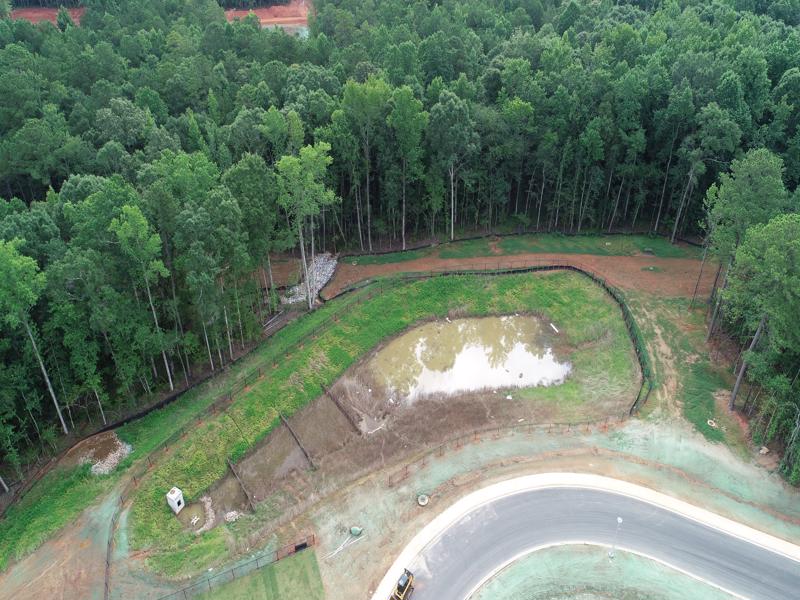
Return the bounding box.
[323,253,717,299]
[11,2,309,27]
[11,7,85,25]
[225,0,309,26]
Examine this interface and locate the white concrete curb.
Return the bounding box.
[370,473,800,600]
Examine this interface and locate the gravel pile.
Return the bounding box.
[282,252,337,304]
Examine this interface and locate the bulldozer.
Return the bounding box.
[390,569,414,599]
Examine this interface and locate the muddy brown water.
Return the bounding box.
[367,316,571,404]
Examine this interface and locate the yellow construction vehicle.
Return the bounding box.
[390,569,414,599]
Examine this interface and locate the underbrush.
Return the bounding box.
[128,271,638,575]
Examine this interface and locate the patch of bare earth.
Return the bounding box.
[322,252,715,299]
[61,430,131,474]
[637,305,680,418]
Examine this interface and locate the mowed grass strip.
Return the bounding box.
[129,271,638,575]
[195,550,324,600]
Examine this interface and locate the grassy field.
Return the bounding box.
[128,271,638,577]
[348,234,700,265]
[196,550,324,600]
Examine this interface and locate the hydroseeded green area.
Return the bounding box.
[473,544,736,600]
[0,464,111,570]
[682,361,729,443]
[129,271,638,576]
[195,550,324,600]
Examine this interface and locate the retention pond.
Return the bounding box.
[366,315,571,404]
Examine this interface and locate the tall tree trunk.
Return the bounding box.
[689,238,709,309]
[142,278,174,392]
[0,475,8,494]
[201,317,214,371]
[730,314,767,410]
[174,335,190,386]
[706,259,731,341]
[607,177,625,233]
[23,319,68,435]
[298,218,313,311]
[653,133,675,233]
[25,404,46,453]
[524,167,537,216]
[353,176,364,251]
[552,154,565,231]
[671,166,694,243]
[167,265,189,378]
[215,332,224,367]
[222,304,234,360]
[266,253,276,311]
[233,281,245,350]
[536,165,546,230]
[401,160,407,250]
[365,142,373,252]
[309,217,316,294]
[449,164,456,241]
[93,388,107,426]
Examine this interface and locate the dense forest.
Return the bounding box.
[0,0,799,486]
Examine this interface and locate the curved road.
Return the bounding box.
[388,485,800,600]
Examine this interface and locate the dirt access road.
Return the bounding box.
[11,2,310,28]
[324,252,715,299]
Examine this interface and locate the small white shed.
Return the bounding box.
[166,487,185,514]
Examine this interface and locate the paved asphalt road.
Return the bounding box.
[407,487,800,600]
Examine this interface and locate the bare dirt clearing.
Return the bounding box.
[62,431,130,475]
[324,253,715,299]
[225,0,309,26]
[11,7,85,25]
[12,3,309,28]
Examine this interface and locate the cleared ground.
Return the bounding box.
[126,271,639,579]
[0,238,751,600]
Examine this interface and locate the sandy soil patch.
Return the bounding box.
[62,431,131,475]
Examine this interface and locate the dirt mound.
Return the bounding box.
[62,431,131,475]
